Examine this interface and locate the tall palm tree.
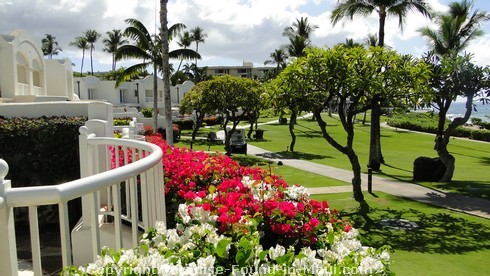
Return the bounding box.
[116,18,200,133]
[264,48,288,74]
[103,29,128,72]
[419,0,490,56]
[282,17,318,40]
[331,0,431,171]
[70,36,89,75]
[190,26,207,67]
[41,34,62,59]
[83,29,101,75]
[176,30,193,73]
[282,17,318,58]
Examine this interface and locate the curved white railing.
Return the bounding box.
[0,124,165,275]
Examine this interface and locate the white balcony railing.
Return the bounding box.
[0,122,165,275]
[16,83,30,96]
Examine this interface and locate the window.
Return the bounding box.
[215,69,224,74]
[237,69,247,74]
[88,89,95,100]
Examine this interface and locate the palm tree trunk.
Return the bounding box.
[160,0,173,146]
[153,64,158,132]
[90,47,94,75]
[81,50,85,75]
[378,11,386,47]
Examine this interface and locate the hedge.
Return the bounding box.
[386,112,490,142]
[0,116,87,227]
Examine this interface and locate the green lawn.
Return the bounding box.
[247,115,490,199]
[311,192,490,276]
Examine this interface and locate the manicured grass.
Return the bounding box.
[247,115,490,199]
[311,192,490,276]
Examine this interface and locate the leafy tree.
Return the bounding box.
[83,29,101,75]
[279,46,430,202]
[179,82,215,148]
[331,0,431,171]
[200,75,262,155]
[41,34,62,59]
[70,36,89,75]
[418,0,490,181]
[423,53,489,181]
[103,29,128,72]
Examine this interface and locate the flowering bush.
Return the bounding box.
[66,136,392,275]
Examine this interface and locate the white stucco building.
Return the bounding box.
[0,30,74,103]
[0,29,195,121]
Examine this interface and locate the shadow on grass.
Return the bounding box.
[340,207,490,254]
[231,155,274,167]
[428,180,490,200]
[271,150,333,161]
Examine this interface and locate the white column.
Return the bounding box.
[0,159,18,275]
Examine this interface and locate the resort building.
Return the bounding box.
[0,29,194,122]
[0,30,74,103]
[204,61,274,79]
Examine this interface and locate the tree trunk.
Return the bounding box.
[368,96,383,171]
[160,0,173,146]
[190,114,203,150]
[289,110,297,152]
[347,149,364,202]
[152,64,158,132]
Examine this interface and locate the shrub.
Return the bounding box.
[173,119,193,130]
[387,112,490,142]
[203,115,222,126]
[141,108,153,118]
[67,137,392,275]
[471,129,490,142]
[113,117,132,126]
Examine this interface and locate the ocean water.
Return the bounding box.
[447,101,490,122]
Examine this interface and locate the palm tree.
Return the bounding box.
[70,36,89,75]
[282,17,318,40]
[331,0,431,171]
[83,29,101,75]
[282,17,318,58]
[103,29,128,72]
[41,34,62,59]
[116,18,200,133]
[264,48,288,76]
[419,0,490,56]
[190,26,207,67]
[419,0,490,181]
[364,33,379,47]
[176,30,193,73]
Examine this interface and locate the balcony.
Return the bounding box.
[0,119,165,275]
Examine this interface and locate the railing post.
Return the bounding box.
[0,159,18,276]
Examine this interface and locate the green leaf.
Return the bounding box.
[216,238,231,258]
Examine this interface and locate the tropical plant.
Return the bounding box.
[176,30,193,73]
[264,48,288,78]
[69,36,89,75]
[419,0,490,56]
[331,0,432,171]
[103,29,128,72]
[418,0,490,181]
[160,0,173,146]
[277,46,430,202]
[190,26,207,67]
[116,18,200,131]
[282,17,318,58]
[41,34,62,59]
[83,29,101,75]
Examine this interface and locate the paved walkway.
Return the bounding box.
[247,144,490,219]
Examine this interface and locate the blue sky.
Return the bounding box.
[1,0,490,72]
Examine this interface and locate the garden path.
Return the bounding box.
[247,144,490,219]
